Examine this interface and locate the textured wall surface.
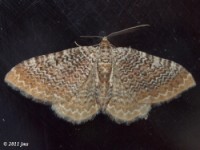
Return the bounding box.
[0,0,200,150]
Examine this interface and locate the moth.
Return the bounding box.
[5,25,196,124]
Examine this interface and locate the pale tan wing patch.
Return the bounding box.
[5,46,100,123]
[105,47,196,123]
[52,67,100,123]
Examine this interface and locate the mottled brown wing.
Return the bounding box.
[5,46,100,124]
[105,47,196,123]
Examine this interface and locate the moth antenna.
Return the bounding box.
[80,36,103,39]
[107,24,150,39]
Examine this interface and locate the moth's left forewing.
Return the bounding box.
[105,47,196,123]
[133,50,196,104]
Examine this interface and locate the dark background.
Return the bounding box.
[0,0,200,150]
